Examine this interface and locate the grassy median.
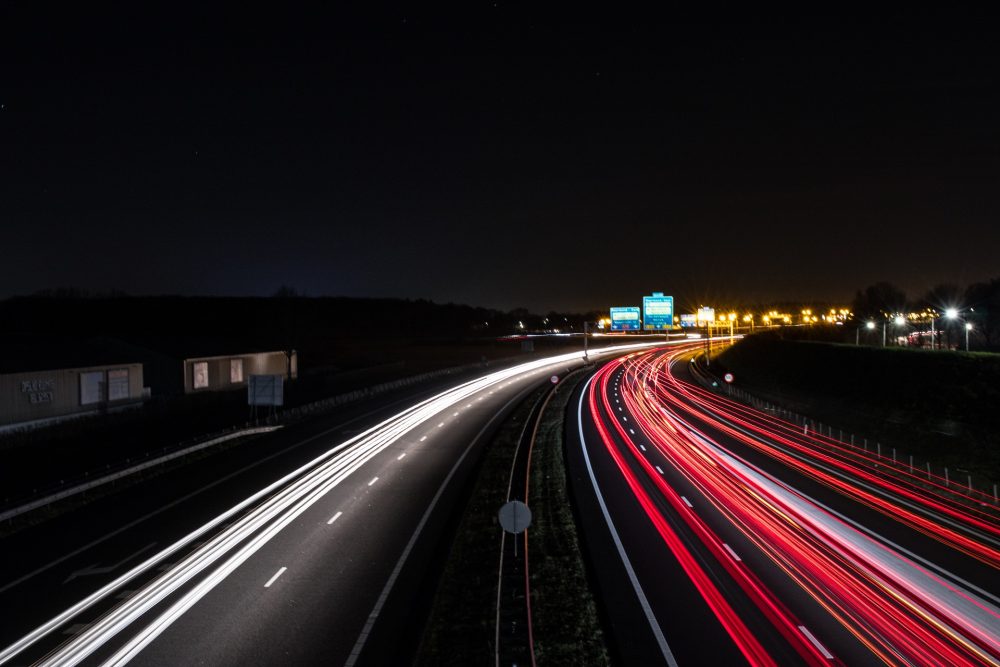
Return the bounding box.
[416,370,609,665]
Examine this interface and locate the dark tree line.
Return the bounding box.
[852,278,1000,350]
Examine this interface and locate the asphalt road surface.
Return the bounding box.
[0,342,657,667]
[568,343,1000,666]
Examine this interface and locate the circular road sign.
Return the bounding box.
[550,375,559,384]
[724,372,735,384]
[498,500,532,534]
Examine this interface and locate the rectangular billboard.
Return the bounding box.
[642,293,674,330]
[679,314,697,328]
[609,307,641,331]
[697,307,716,325]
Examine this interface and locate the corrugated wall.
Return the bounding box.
[0,363,144,426]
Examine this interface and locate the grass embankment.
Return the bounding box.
[527,371,611,665]
[715,333,1000,482]
[417,371,609,665]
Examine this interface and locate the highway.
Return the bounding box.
[569,343,1000,666]
[0,342,658,667]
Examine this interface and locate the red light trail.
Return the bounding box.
[582,344,1000,665]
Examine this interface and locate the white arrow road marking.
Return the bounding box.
[63,544,157,585]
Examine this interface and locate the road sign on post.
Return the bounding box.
[642,293,674,330]
[498,500,532,557]
[610,306,641,331]
[724,373,734,383]
[248,374,284,406]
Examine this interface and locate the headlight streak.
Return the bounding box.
[4,342,663,667]
[598,346,1000,666]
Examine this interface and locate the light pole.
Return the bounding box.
[944,308,960,351]
[861,320,875,346]
[893,315,906,346]
[882,319,887,347]
[965,322,972,352]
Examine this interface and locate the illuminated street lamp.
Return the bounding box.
[943,308,963,351]
[965,322,972,352]
[857,320,875,345]
[892,315,906,343]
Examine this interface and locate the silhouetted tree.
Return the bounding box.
[965,278,1000,349]
[852,282,907,320]
[920,284,963,312]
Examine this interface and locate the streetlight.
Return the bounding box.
[943,308,962,351]
[892,315,906,347]
[965,322,972,352]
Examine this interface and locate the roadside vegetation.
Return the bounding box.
[417,370,609,665]
[715,332,1000,482]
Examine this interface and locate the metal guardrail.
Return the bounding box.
[0,426,282,523]
[1,358,503,523]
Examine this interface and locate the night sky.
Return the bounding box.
[4,7,999,312]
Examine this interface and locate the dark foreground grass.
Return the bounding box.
[527,370,611,665]
[716,334,1000,481]
[415,385,548,666]
[416,370,609,665]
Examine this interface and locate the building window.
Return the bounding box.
[193,362,209,389]
[230,358,244,384]
[108,368,130,401]
[80,371,105,405]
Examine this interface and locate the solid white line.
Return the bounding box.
[8,343,664,667]
[655,466,664,475]
[397,453,406,460]
[327,512,343,525]
[368,477,379,487]
[264,567,286,588]
[681,496,693,508]
[344,387,532,667]
[722,543,741,562]
[577,375,678,667]
[798,625,834,660]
